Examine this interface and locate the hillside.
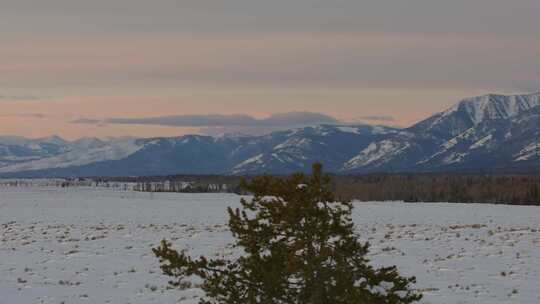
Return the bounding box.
[0,93,539,177]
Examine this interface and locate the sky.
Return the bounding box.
[1,0,539,139]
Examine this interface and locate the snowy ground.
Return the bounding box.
[0,187,539,304]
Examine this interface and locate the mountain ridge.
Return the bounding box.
[1,92,539,177]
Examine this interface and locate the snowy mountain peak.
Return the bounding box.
[445,92,540,125]
[1,92,539,176]
[409,92,540,140]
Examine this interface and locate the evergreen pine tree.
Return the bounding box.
[153,164,422,304]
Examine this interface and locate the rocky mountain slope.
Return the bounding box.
[344,92,540,173]
[0,92,539,177]
[0,125,398,177]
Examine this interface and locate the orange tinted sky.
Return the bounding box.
[1,1,539,139]
[0,88,504,139]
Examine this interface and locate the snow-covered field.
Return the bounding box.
[1,187,539,304]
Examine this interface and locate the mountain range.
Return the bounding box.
[1,92,539,177]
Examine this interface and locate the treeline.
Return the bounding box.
[332,174,540,206]
[131,180,241,193]
[0,178,135,190]
[93,173,540,205]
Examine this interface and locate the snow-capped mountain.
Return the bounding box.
[231,125,398,174]
[344,92,540,173]
[0,125,399,177]
[410,92,540,139]
[0,137,143,174]
[0,92,539,177]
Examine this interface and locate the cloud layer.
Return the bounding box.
[72,112,341,135]
[1,1,539,139]
[0,94,41,101]
[354,115,396,122]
